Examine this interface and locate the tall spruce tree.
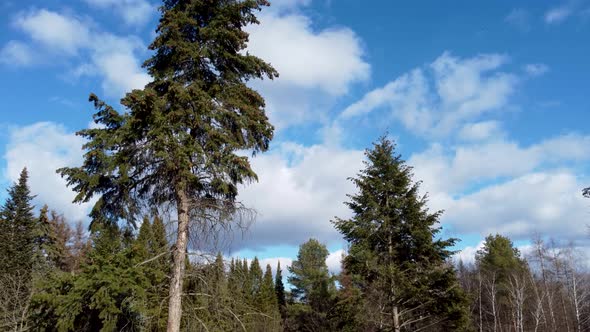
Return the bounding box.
[333,137,468,331]
[287,239,335,331]
[57,1,277,330]
[275,261,286,320]
[0,168,36,277]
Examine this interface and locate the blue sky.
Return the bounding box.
[1,0,590,272]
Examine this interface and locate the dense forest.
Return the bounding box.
[1,0,589,331]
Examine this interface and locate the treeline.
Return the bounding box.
[2,139,589,332]
[458,234,590,332]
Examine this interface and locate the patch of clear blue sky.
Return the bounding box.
[1,0,589,258]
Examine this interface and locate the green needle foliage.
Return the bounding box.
[57,0,278,329]
[333,136,469,331]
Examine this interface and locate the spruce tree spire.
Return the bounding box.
[333,136,468,331]
[0,167,36,276]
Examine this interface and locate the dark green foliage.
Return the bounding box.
[57,2,278,327]
[333,137,468,331]
[31,224,150,332]
[275,261,286,320]
[0,168,36,277]
[57,0,277,226]
[134,216,170,331]
[476,234,527,281]
[286,239,335,331]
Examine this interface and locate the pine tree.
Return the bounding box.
[288,239,334,309]
[0,168,36,277]
[57,1,277,329]
[45,210,74,272]
[31,223,150,331]
[136,216,153,260]
[275,261,286,320]
[34,205,51,271]
[333,137,468,331]
[286,239,335,331]
[259,264,281,331]
[475,234,527,332]
[0,168,38,332]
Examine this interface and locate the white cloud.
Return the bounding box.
[458,121,503,141]
[83,0,156,26]
[524,63,549,77]
[545,6,573,24]
[342,52,518,138]
[453,241,484,265]
[326,249,345,274]
[443,171,590,240]
[235,143,364,249]
[3,122,93,222]
[6,9,150,97]
[247,10,369,128]
[14,9,91,54]
[248,12,369,95]
[259,257,294,275]
[409,133,590,196]
[0,40,35,66]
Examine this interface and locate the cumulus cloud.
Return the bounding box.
[234,143,363,250]
[14,9,91,55]
[458,121,504,141]
[248,13,369,95]
[443,171,589,240]
[409,133,590,195]
[342,52,517,138]
[3,122,93,222]
[247,10,369,128]
[326,249,345,274]
[453,241,484,265]
[83,0,156,26]
[4,9,150,97]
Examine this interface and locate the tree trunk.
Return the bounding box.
[393,305,400,332]
[167,188,190,332]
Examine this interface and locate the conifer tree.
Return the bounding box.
[136,216,153,260]
[288,239,335,309]
[45,211,74,272]
[275,261,286,320]
[260,264,281,330]
[0,168,38,331]
[0,168,36,277]
[287,239,335,331]
[333,137,468,331]
[31,223,150,331]
[57,1,277,329]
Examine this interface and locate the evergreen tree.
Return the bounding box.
[34,205,51,271]
[475,234,527,332]
[286,239,335,331]
[136,216,153,260]
[259,264,281,331]
[0,168,36,277]
[476,234,527,281]
[250,257,264,302]
[45,211,74,272]
[57,1,277,329]
[0,168,39,331]
[275,261,286,320]
[31,223,150,331]
[333,137,468,331]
